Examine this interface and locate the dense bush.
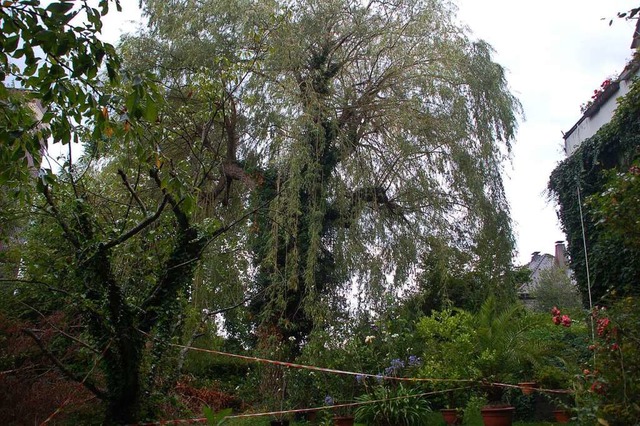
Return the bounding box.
[417,298,588,407]
[574,297,640,425]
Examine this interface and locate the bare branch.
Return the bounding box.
[20,302,100,355]
[23,328,107,399]
[0,278,72,297]
[117,168,148,216]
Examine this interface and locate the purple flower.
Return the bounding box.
[375,374,383,383]
[408,355,422,367]
[324,395,334,406]
[356,374,365,384]
[390,358,405,369]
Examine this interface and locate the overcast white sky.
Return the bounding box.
[455,1,638,263]
[99,1,639,265]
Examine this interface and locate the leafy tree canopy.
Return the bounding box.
[123,0,522,338]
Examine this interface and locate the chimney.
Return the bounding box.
[554,241,567,268]
[531,251,540,263]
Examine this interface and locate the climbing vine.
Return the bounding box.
[549,77,640,302]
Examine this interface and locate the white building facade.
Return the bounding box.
[564,24,640,155]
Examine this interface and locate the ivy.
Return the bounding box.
[548,78,640,302]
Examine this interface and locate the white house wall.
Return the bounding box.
[565,71,639,156]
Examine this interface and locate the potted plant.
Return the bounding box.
[552,408,571,424]
[439,386,468,425]
[353,356,431,426]
[440,407,462,425]
[333,416,355,426]
[517,381,537,395]
[472,298,541,426]
[323,395,355,426]
[418,299,546,426]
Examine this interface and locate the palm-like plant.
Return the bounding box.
[473,297,546,402]
[475,298,528,377]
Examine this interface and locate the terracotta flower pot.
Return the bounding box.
[305,411,317,422]
[553,409,571,423]
[518,381,537,395]
[333,416,355,426]
[480,406,515,426]
[441,408,462,425]
[270,421,290,426]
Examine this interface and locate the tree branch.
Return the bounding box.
[0,278,72,297]
[149,167,190,229]
[41,184,80,249]
[23,328,107,400]
[103,195,168,250]
[117,168,148,216]
[20,302,101,355]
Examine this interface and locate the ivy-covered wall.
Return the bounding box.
[549,78,640,303]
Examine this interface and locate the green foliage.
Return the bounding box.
[417,308,479,381]
[412,237,527,314]
[355,383,431,426]
[462,395,487,425]
[417,297,587,407]
[126,0,522,347]
[531,267,583,313]
[549,78,640,301]
[418,299,538,387]
[2,0,525,422]
[0,1,122,180]
[204,407,233,425]
[588,160,640,253]
[574,297,640,426]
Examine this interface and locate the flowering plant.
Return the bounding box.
[551,306,572,327]
[569,298,640,425]
[354,356,430,425]
[580,78,614,114]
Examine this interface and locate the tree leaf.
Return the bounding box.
[46,2,75,15]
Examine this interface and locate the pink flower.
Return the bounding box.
[590,380,606,395]
[561,315,571,327]
[597,318,610,336]
[551,306,561,316]
[552,315,561,325]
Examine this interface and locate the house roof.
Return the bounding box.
[630,19,640,49]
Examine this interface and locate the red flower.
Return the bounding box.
[551,306,561,316]
[611,343,619,351]
[552,315,561,325]
[597,318,610,336]
[561,315,572,327]
[590,380,606,395]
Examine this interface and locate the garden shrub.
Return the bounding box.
[574,296,640,425]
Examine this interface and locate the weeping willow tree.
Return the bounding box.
[122,0,521,353]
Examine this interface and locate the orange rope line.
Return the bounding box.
[132,387,471,425]
[170,342,472,383]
